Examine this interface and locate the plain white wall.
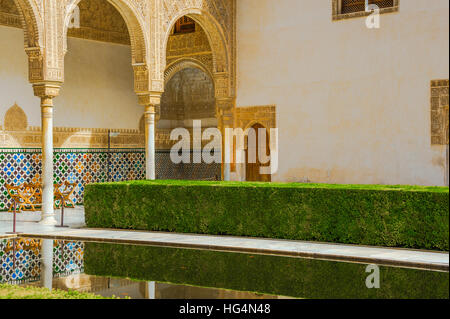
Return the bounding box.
[55,37,142,130]
[0,25,40,127]
[236,0,449,185]
[0,25,142,131]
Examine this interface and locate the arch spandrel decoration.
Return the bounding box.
[4,0,45,83]
[164,58,214,87]
[14,0,43,49]
[10,0,236,102]
[162,0,236,100]
[63,0,151,96]
[64,0,148,64]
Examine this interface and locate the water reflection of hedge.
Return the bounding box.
[85,181,449,251]
[84,242,449,299]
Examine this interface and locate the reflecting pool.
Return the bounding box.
[1,237,448,299]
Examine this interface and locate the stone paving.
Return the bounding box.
[0,207,448,271]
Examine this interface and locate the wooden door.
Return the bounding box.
[245,124,271,182]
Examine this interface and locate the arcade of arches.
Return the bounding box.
[0,0,275,223]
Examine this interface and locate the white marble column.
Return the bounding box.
[40,98,56,224]
[40,239,53,289]
[146,281,156,299]
[223,128,231,181]
[34,84,60,225]
[145,105,156,180]
[217,98,234,181]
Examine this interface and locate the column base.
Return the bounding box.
[39,214,58,226]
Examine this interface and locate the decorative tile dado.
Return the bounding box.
[0,238,84,284]
[431,80,449,146]
[332,0,399,21]
[0,148,221,210]
[0,148,146,209]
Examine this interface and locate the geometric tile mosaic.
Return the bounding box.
[1,148,221,210]
[0,238,84,284]
[0,148,145,210]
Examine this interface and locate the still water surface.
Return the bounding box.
[1,237,448,299]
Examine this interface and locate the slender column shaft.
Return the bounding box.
[223,125,231,181]
[146,281,156,299]
[40,98,57,225]
[40,239,53,289]
[216,97,235,182]
[145,105,156,180]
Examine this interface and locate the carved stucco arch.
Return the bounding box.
[163,8,230,98]
[163,58,217,123]
[63,0,148,65]
[13,0,43,50]
[164,58,214,87]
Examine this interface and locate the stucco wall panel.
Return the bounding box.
[236,0,449,185]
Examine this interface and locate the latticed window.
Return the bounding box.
[341,0,394,14]
[173,16,196,34]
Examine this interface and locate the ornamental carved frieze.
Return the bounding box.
[431,80,449,146]
[0,0,43,49]
[67,0,130,45]
[2,0,236,109]
[236,106,277,132]
[162,0,235,96]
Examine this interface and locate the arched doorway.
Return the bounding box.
[159,66,220,180]
[159,15,221,181]
[245,123,271,182]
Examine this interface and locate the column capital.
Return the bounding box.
[137,92,162,107]
[216,97,235,125]
[33,83,61,100]
[139,92,162,121]
[216,97,235,111]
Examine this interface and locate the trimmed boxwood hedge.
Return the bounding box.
[84,242,449,299]
[84,180,449,251]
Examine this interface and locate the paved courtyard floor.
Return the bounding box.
[0,207,448,272]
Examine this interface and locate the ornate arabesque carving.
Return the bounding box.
[67,0,130,45]
[236,106,277,132]
[1,0,236,123]
[4,103,28,131]
[431,80,449,146]
[161,67,216,121]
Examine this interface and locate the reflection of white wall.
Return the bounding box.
[236,0,449,186]
[0,26,40,127]
[0,25,142,131]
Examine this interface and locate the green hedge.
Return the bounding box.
[84,242,449,299]
[84,180,449,250]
